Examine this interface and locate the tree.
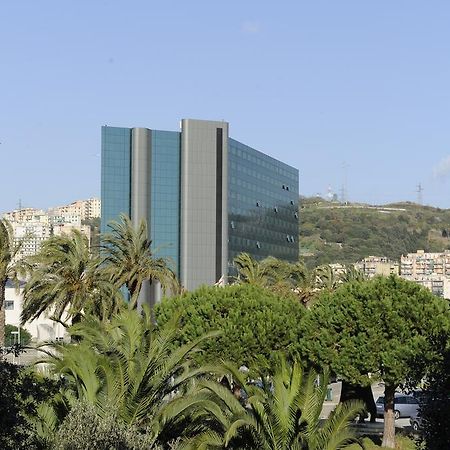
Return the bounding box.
[53,401,159,450]
[155,284,304,371]
[39,307,217,446]
[5,324,31,346]
[233,253,326,308]
[0,360,61,449]
[21,230,121,326]
[300,275,450,448]
[233,252,290,288]
[102,214,178,309]
[0,219,24,347]
[417,335,450,449]
[181,357,364,450]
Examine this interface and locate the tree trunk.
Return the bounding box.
[0,280,5,348]
[382,384,396,448]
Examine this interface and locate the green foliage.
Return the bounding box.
[0,361,60,449]
[181,356,364,450]
[417,336,450,449]
[299,198,450,267]
[101,214,179,308]
[53,401,158,450]
[39,307,217,446]
[301,276,450,388]
[5,324,32,346]
[300,275,450,447]
[21,229,122,325]
[155,284,305,371]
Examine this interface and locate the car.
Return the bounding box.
[410,409,423,432]
[375,393,419,419]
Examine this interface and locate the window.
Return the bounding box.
[5,300,14,310]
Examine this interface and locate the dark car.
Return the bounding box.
[375,393,419,419]
[410,409,423,432]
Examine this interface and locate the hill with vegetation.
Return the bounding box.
[299,196,450,268]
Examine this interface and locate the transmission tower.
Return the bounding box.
[416,183,424,205]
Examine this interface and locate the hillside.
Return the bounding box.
[299,197,450,268]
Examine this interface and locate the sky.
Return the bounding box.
[1,0,450,213]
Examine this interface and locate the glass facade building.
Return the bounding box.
[101,119,299,291]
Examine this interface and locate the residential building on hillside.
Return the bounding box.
[50,198,101,221]
[400,250,450,298]
[3,208,48,223]
[356,256,399,278]
[2,198,99,259]
[101,119,299,293]
[400,250,450,277]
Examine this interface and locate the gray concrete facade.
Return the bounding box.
[180,119,229,290]
[130,128,152,309]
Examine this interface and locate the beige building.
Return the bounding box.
[400,250,450,298]
[51,198,100,221]
[2,198,99,259]
[356,256,399,278]
[400,250,450,277]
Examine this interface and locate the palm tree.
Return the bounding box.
[102,214,178,309]
[233,253,301,291]
[339,264,367,283]
[0,219,24,347]
[180,357,364,450]
[21,229,121,326]
[38,307,218,446]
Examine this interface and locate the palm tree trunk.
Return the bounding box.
[382,384,396,448]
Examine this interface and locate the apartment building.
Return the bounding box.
[356,256,399,278]
[400,250,450,298]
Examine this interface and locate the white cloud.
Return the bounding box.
[433,155,450,179]
[241,20,261,34]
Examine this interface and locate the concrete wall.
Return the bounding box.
[180,119,228,290]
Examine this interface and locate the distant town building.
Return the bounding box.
[400,250,450,298]
[50,198,101,221]
[2,198,100,259]
[355,256,399,278]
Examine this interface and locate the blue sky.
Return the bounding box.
[1,1,450,213]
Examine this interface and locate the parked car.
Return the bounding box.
[410,409,423,431]
[375,393,419,419]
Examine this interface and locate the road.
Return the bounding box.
[321,381,412,432]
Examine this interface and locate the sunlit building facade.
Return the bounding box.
[101,119,299,292]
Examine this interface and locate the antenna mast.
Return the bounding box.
[416,183,423,205]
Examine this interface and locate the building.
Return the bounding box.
[101,119,299,293]
[4,280,67,343]
[2,199,99,259]
[50,198,101,221]
[400,250,450,298]
[356,256,399,278]
[400,250,450,278]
